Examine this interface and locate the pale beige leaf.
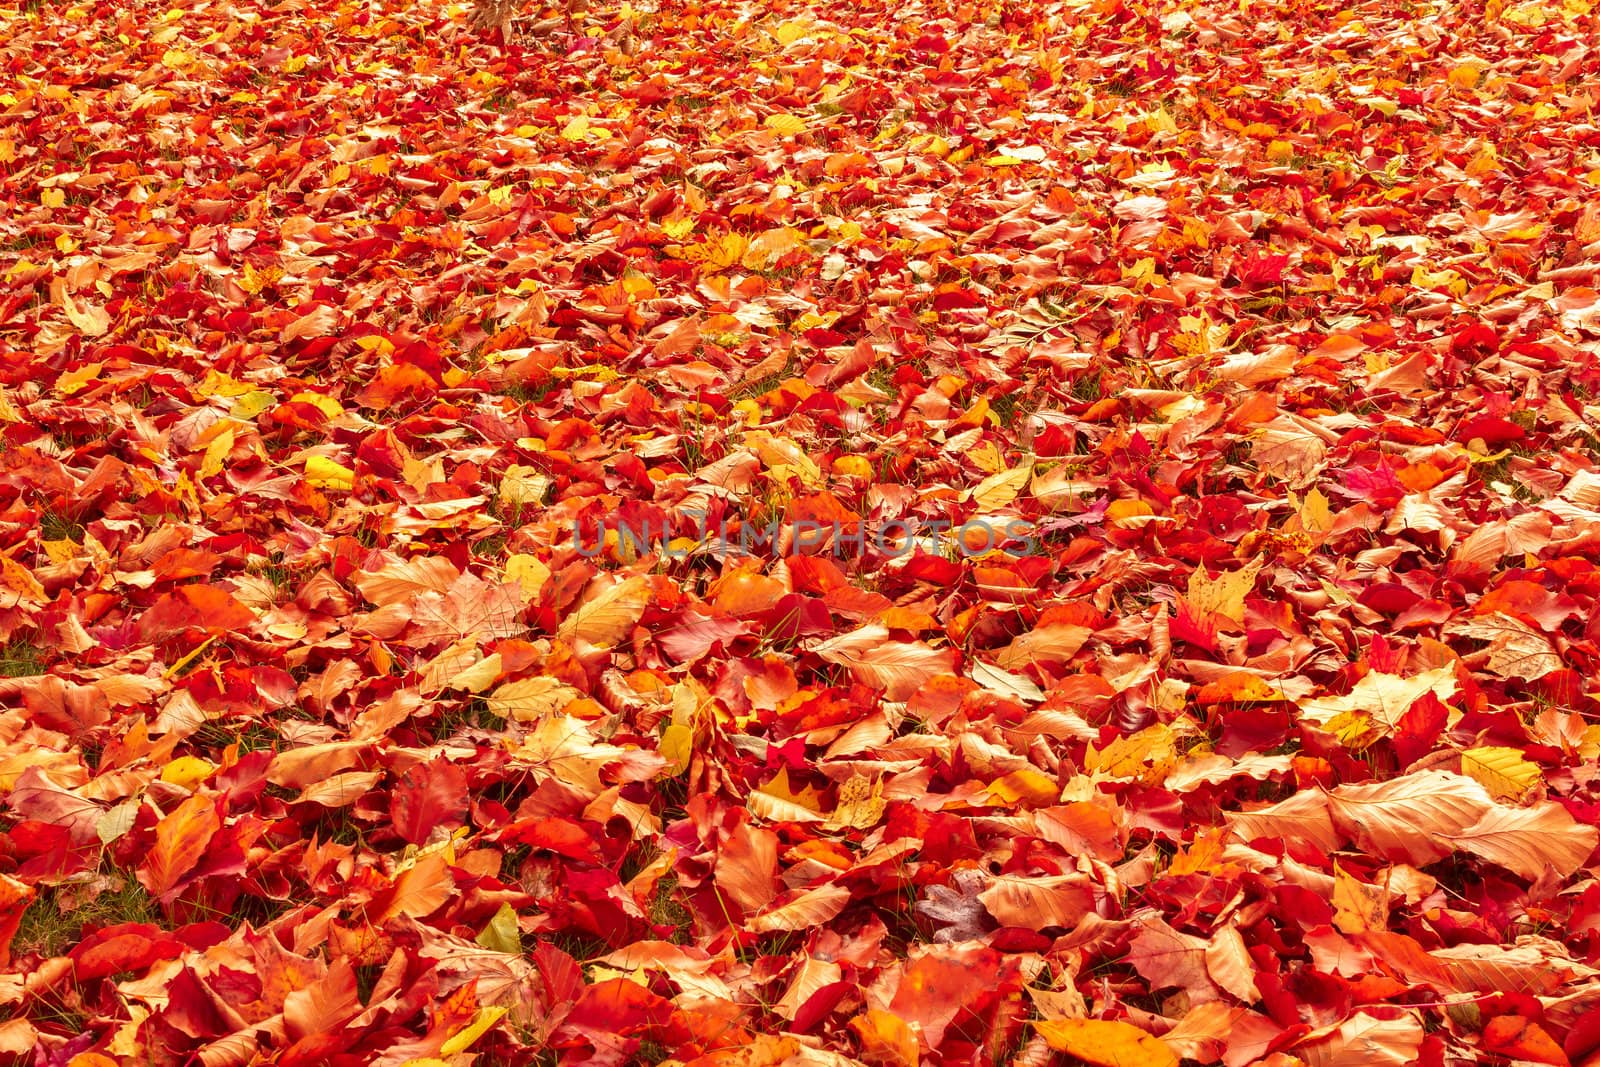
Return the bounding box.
[1442,801,1598,879]
[810,625,955,700]
[1327,771,1491,866]
[1446,613,1563,680]
[1227,788,1339,852]
[1216,344,1298,386]
[62,292,111,336]
[1430,940,1588,994]
[297,770,384,807]
[508,714,666,797]
[1297,666,1458,732]
[484,676,581,722]
[747,883,851,933]
[1297,1010,1424,1067]
[978,874,1094,930]
[996,623,1092,670]
[1204,925,1258,1002]
[352,556,460,606]
[1250,418,1327,487]
[281,304,340,343]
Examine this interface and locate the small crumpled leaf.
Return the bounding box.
[916,868,992,943]
[475,902,521,955]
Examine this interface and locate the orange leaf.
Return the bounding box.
[0,874,33,968]
[137,793,222,902]
[1035,1019,1179,1067]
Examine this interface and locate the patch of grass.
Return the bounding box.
[647,875,692,944]
[40,510,85,543]
[15,875,157,960]
[631,1039,671,1065]
[0,639,46,677]
[503,379,557,405]
[544,929,611,963]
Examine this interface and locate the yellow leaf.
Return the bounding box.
[1184,557,1263,625]
[772,19,809,45]
[241,262,283,295]
[475,902,521,955]
[498,464,551,509]
[741,226,804,270]
[1332,863,1389,935]
[55,361,105,396]
[231,389,276,419]
[1086,723,1176,782]
[1300,487,1333,536]
[970,463,1032,510]
[661,216,696,240]
[764,113,808,137]
[41,188,65,208]
[304,455,355,490]
[485,676,581,721]
[702,232,749,271]
[560,116,590,140]
[198,426,235,480]
[160,756,216,791]
[194,369,253,398]
[1036,1018,1178,1067]
[985,767,1060,807]
[1106,499,1155,527]
[826,774,886,830]
[288,391,342,418]
[660,723,693,775]
[1461,745,1541,800]
[558,574,652,647]
[504,554,550,603]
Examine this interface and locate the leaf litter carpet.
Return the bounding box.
[3,0,1600,1062]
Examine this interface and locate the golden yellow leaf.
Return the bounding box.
[55,361,105,396]
[1460,746,1541,800]
[1086,723,1176,782]
[659,723,693,775]
[439,1006,507,1055]
[1332,863,1389,934]
[826,774,886,830]
[985,767,1060,807]
[1185,557,1263,625]
[763,113,807,137]
[304,455,355,490]
[504,554,550,603]
[160,756,216,791]
[1036,1018,1179,1067]
[198,426,235,481]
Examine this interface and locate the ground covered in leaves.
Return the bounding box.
[3,0,1600,1062]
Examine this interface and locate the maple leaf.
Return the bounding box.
[916,869,994,943]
